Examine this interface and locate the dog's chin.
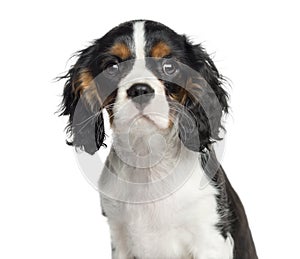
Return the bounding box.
[113,114,169,135]
[141,113,169,130]
[113,107,170,132]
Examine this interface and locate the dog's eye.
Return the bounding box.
[162,60,178,76]
[105,63,119,76]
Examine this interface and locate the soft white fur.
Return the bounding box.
[101,143,234,259]
[99,21,234,259]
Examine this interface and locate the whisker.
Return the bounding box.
[75,111,101,126]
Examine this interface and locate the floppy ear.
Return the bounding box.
[59,45,106,155]
[179,40,229,153]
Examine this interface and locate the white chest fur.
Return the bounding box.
[100,147,234,259]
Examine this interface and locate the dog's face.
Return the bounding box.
[60,20,228,155]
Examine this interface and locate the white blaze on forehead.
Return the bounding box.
[133,21,146,59]
[113,21,170,130]
[120,21,153,87]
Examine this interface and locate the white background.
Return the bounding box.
[0,0,299,258]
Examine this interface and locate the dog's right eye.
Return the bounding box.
[105,62,119,76]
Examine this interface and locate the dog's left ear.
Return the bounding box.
[58,45,106,155]
[179,39,229,152]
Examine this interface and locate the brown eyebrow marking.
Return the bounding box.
[150,41,171,58]
[110,42,131,60]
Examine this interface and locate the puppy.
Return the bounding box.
[59,20,258,259]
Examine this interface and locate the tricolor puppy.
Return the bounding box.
[59,20,258,259]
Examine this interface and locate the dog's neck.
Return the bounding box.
[100,122,201,203]
[107,123,197,181]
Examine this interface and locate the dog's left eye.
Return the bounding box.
[162,60,178,76]
[105,63,119,76]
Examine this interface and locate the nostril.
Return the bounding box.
[127,84,154,106]
[127,83,154,98]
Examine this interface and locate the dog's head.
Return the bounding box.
[59,20,228,155]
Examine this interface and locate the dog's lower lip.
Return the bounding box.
[141,114,169,130]
[136,113,156,125]
[140,114,153,122]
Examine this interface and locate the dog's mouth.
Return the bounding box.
[112,93,170,131]
[134,112,170,130]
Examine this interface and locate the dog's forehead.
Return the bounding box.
[106,20,180,60]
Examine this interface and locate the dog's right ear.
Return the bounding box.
[58,45,106,155]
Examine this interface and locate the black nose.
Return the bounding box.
[127,83,154,107]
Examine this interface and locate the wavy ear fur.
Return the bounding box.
[59,45,106,155]
[179,40,229,152]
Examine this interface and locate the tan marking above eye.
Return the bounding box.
[150,41,171,58]
[110,42,131,60]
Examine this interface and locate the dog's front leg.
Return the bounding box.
[191,235,234,259]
